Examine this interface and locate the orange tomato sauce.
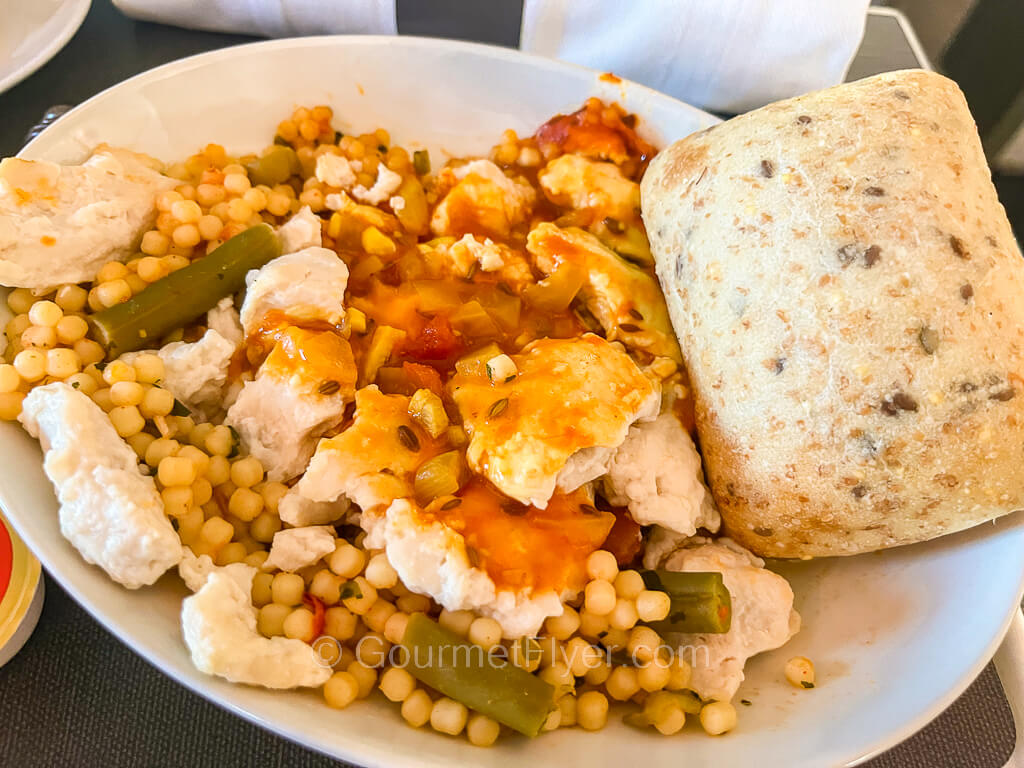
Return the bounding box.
[246,310,356,393]
[419,478,614,593]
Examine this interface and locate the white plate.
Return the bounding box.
[5,36,1024,768]
[0,0,90,95]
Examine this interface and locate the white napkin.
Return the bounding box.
[112,0,869,113]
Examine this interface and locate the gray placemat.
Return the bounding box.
[0,575,1014,767]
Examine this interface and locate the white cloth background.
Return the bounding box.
[112,0,870,113]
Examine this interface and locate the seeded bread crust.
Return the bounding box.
[641,70,1024,558]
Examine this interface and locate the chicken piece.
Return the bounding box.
[538,154,640,223]
[225,327,356,481]
[19,383,181,588]
[449,334,659,508]
[278,492,350,528]
[229,245,356,480]
[178,549,256,593]
[430,160,536,240]
[314,154,357,191]
[365,493,608,638]
[181,572,331,689]
[276,205,323,253]
[290,385,444,512]
[239,246,348,335]
[527,223,681,362]
[324,190,402,233]
[206,296,244,348]
[263,526,336,572]
[437,233,534,289]
[603,412,720,536]
[121,328,235,418]
[352,164,402,205]
[0,147,176,290]
[651,538,800,702]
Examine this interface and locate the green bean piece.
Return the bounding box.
[639,570,732,634]
[401,613,556,737]
[245,145,301,187]
[90,224,282,356]
[412,149,431,176]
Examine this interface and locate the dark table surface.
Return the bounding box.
[0,2,1017,766]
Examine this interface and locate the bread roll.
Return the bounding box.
[642,70,1024,558]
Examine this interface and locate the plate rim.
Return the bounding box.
[0,0,92,96]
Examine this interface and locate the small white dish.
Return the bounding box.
[5,36,1024,768]
[0,0,91,95]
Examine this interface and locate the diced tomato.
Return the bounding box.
[302,593,326,639]
[601,508,644,567]
[534,105,654,165]
[405,314,461,361]
[403,361,444,395]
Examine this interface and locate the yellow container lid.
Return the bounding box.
[0,509,43,667]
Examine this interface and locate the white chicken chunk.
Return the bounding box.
[181,572,331,689]
[238,246,348,335]
[178,549,255,593]
[444,234,533,288]
[651,538,800,702]
[19,383,181,588]
[449,334,659,507]
[206,296,243,348]
[430,160,535,240]
[604,412,720,536]
[229,245,356,480]
[291,386,440,512]
[226,365,353,483]
[239,245,347,331]
[314,154,357,191]
[131,329,236,417]
[364,499,564,638]
[263,526,336,572]
[352,164,402,205]
[0,147,175,290]
[278,492,350,528]
[538,154,640,222]
[276,205,323,254]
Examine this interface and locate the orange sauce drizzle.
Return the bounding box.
[420,478,614,593]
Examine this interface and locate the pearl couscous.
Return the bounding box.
[0,99,807,747]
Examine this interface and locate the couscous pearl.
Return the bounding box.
[21,325,56,349]
[700,701,737,735]
[784,656,815,689]
[28,300,62,327]
[96,279,132,308]
[584,580,616,616]
[109,405,145,437]
[430,698,468,736]
[576,691,609,731]
[586,550,618,582]
[614,570,645,599]
[95,262,129,284]
[54,284,88,312]
[55,315,89,345]
[170,199,202,224]
[6,288,35,315]
[13,349,46,381]
[0,391,26,420]
[109,380,145,406]
[0,364,20,393]
[466,714,500,747]
[323,671,360,709]
[401,689,433,728]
